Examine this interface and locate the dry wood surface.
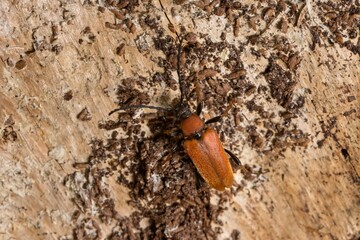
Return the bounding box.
[0,0,359,239]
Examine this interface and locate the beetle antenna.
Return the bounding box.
[109,104,171,116]
[177,37,186,104]
[158,0,186,105]
[158,0,181,40]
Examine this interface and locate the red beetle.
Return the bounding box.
[109,7,242,190]
[179,107,241,191]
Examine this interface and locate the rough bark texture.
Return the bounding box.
[0,0,359,239]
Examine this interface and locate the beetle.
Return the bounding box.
[109,3,242,191]
[178,103,241,191]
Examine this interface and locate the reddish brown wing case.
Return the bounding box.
[183,128,234,191]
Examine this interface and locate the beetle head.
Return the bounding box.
[176,102,192,121]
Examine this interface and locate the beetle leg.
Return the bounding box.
[224,149,241,165]
[172,138,183,151]
[205,115,222,124]
[196,102,203,116]
[195,171,206,188]
[163,127,182,137]
[204,98,237,124]
[225,149,253,176]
